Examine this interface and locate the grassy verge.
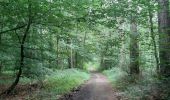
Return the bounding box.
[0,68,90,100]
[103,67,170,100]
[44,69,90,94]
[27,68,90,100]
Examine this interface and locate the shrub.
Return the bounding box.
[44,68,90,94]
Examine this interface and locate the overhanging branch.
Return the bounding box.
[0,25,26,34]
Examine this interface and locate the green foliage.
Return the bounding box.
[0,0,170,99]
[0,68,90,99]
[23,66,53,80]
[0,71,32,85]
[22,69,90,100]
[104,67,170,100]
[44,69,90,94]
[103,67,129,90]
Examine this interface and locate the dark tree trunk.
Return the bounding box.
[75,52,78,67]
[67,38,73,68]
[0,22,2,74]
[0,62,2,75]
[0,15,4,75]
[1,2,32,95]
[148,7,160,74]
[48,35,53,68]
[68,57,71,68]
[130,18,139,75]
[158,0,170,76]
[56,36,59,66]
[2,44,24,95]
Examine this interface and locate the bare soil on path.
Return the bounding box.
[63,73,120,100]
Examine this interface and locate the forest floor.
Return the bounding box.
[60,73,121,100]
[0,69,90,100]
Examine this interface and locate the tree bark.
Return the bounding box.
[0,25,26,35]
[70,39,73,68]
[74,52,78,67]
[56,36,59,66]
[148,7,160,74]
[83,32,87,46]
[1,2,32,95]
[67,38,73,68]
[0,19,2,74]
[100,41,109,70]
[0,63,1,75]
[158,0,170,76]
[130,18,139,75]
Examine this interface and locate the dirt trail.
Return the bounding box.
[71,73,119,100]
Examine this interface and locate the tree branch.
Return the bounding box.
[0,25,26,34]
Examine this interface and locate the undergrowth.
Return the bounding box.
[44,68,90,94]
[27,68,90,100]
[103,67,170,100]
[0,68,90,100]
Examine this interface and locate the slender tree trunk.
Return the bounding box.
[56,36,59,66]
[81,32,87,68]
[1,2,32,95]
[0,62,2,75]
[100,55,104,69]
[83,32,87,46]
[100,41,109,69]
[48,35,53,68]
[119,32,126,69]
[148,8,160,73]
[70,39,73,68]
[0,15,4,75]
[67,38,73,68]
[74,22,78,68]
[74,52,78,67]
[1,24,31,95]
[130,18,139,75]
[0,22,2,74]
[2,44,24,95]
[158,0,170,76]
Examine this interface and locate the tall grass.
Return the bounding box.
[44,68,90,94]
[26,68,90,100]
[103,67,129,90]
[103,67,170,100]
[1,68,90,100]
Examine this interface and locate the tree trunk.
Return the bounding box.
[1,44,24,95]
[0,21,2,74]
[48,35,53,68]
[1,2,32,95]
[70,39,73,68]
[75,52,78,67]
[158,0,170,76]
[100,54,104,69]
[56,36,59,66]
[0,62,2,75]
[119,32,126,70]
[83,32,87,46]
[67,38,73,68]
[0,15,4,75]
[148,7,160,74]
[130,18,139,75]
[100,41,109,70]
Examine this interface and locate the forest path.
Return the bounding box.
[71,73,119,100]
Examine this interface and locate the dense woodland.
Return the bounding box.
[0,0,170,100]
